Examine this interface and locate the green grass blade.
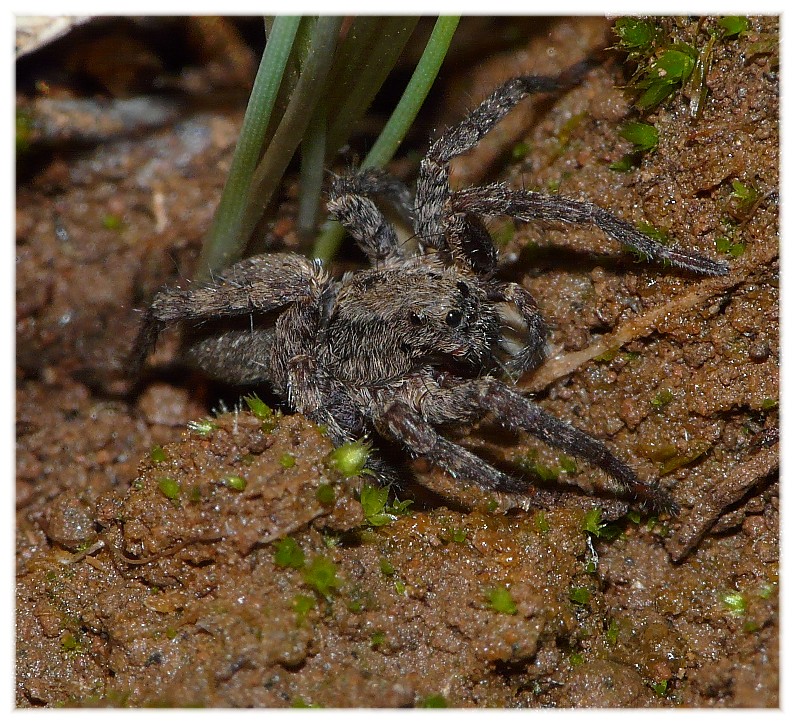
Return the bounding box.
[198,16,300,278]
[312,16,460,261]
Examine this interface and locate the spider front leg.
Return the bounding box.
[451,184,729,276]
[327,169,414,264]
[412,375,677,514]
[486,281,548,375]
[414,61,594,260]
[130,253,326,373]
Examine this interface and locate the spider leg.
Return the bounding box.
[131,253,326,373]
[485,281,548,374]
[327,169,414,263]
[375,399,566,508]
[415,61,594,256]
[451,183,730,276]
[410,374,677,514]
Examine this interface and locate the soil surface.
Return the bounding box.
[16,17,778,707]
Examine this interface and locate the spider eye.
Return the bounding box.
[445,309,463,327]
[456,281,470,297]
[409,311,423,326]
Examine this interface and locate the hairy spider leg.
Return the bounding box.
[485,281,549,375]
[451,184,730,276]
[375,399,569,509]
[327,169,415,263]
[396,372,678,514]
[414,62,595,267]
[129,253,326,372]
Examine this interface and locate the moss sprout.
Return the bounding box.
[274,536,305,569]
[328,439,371,478]
[721,590,748,615]
[315,483,335,506]
[243,393,273,421]
[187,418,218,436]
[569,586,591,606]
[279,453,296,469]
[486,585,518,615]
[303,555,342,598]
[419,694,449,708]
[149,445,167,463]
[157,477,181,500]
[223,475,247,491]
[650,389,675,409]
[618,120,658,154]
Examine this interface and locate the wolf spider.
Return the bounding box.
[132,61,728,514]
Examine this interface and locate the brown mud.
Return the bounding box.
[16,17,778,707]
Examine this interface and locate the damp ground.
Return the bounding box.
[16,16,778,707]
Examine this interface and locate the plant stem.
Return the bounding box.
[198,16,300,279]
[312,16,460,262]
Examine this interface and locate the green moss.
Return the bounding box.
[534,511,550,534]
[328,439,371,477]
[292,593,315,623]
[243,393,273,420]
[718,16,750,38]
[370,631,386,649]
[613,18,658,54]
[303,555,342,598]
[274,536,305,569]
[419,694,448,708]
[730,178,761,214]
[569,652,585,667]
[149,445,167,463]
[650,389,675,409]
[715,236,746,258]
[605,618,620,645]
[569,587,591,606]
[652,680,669,697]
[16,108,33,153]
[486,585,518,615]
[101,214,124,231]
[609,153,639,173]
[619,121,659,153]
[490,219,516,247]
[379,557,395,576]
[359,483,392,526]
[517,450,559,482]
[558,455,577,474]
[315,483,335,506]
[222,475,247,491]
[450,528,467,543]
[157,477,181,500]
[721,590,748,615]
[511,140,530,160]
[593,347,619,363]
[60,632,82,653]
[658,439,711,476]
[358,483,412,526]
[279,453,296,469]
[582,508,605,537]
[187,418,218,436]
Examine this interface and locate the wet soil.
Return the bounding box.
[16,17,778,707]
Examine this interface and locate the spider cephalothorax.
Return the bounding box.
[132,61,728,515]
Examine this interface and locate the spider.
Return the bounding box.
[132,61,728,515]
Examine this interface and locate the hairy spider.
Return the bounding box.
[132,62,728,515]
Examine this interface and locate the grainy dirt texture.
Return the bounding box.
[16,16,778,707]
